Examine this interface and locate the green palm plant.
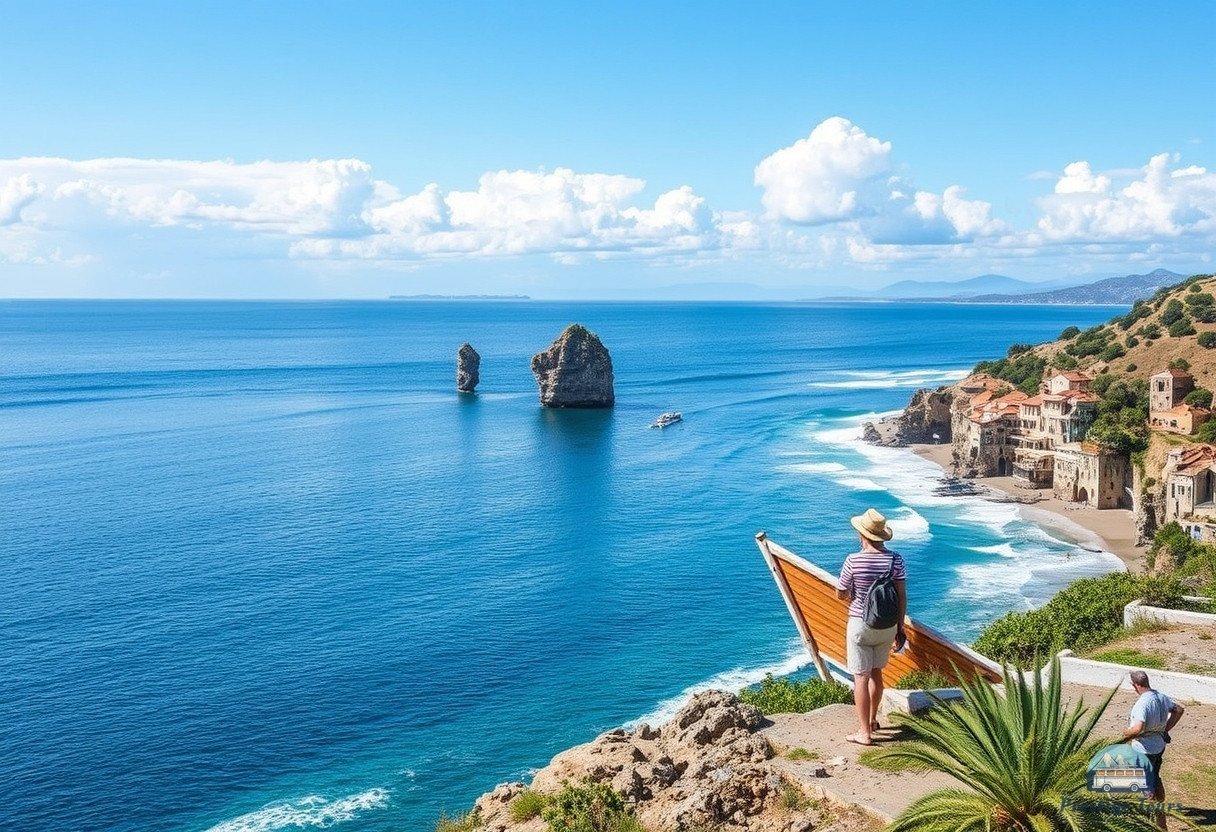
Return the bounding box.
[873,658,1165,831]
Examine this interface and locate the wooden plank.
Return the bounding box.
[757,535,1004,685]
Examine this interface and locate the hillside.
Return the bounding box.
[969,268,1183,305]
[876,274,1046,299]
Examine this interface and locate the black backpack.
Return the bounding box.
[863,554,901,629]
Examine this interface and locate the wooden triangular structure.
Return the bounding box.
[756,532,1003,685]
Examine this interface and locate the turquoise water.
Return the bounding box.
[1,300,1123,832]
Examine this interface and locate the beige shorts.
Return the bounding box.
[846,617,898,674]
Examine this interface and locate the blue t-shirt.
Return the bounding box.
[1129,690,1175,755]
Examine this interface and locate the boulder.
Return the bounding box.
[457,343,481,393]
[530,324,614,408]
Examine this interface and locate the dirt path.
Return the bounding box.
[1083,623,1216,675]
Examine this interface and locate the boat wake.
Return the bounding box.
[205,788,391,832]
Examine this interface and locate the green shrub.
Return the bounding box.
[1150,521,1198,570]
[973,572,1149,668]
[1099,343,1126,362]
[1051,352,1078,370]
[1138,574,1187,609]
[1058,325,1081,340]
[1138,322,1162,340]
[1185,290,1214,308]
[1185,388,1214,408]
[974,352,1048,396]
[1200,331,1216,349]
[738,674,853,714]
[1169,357,1191,371]
[541,780,641,832]
[1124,335,1139,348]
[785,747,819,761]
[436,809,482,832]
[1007,343,1034,357]
[1088,648,1167,669]
[1162,298,1185,325]
[1169,318,1197,337]
[893,669,954,690]
[1126,363,1138,372]
[511,790,549,823]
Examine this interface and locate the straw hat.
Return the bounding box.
[851,508,893,542]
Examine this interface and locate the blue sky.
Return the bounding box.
[1,1,1213,298]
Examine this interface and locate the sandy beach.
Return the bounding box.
[909,442,1147,571]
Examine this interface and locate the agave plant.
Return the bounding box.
[874,658,1164,831]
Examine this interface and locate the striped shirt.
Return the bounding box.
[837,550,906,618]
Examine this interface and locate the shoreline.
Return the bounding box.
[907,441,1146,572]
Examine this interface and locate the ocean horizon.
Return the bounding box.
[2,299,1125,832]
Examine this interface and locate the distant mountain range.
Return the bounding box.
[826,268,1186,305]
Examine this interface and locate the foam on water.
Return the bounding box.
[778,461,848,474]
[206,789,391,832]
[624,640,810,729]
[809,369,970,389]
[832,476,884,491]
[887,507,931,543]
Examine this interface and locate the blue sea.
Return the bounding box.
[2,300,1125,832]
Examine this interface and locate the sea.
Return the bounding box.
[1,299,1126,832]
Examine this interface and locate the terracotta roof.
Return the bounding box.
[1173,444,1216,476]
[969,390,995,406]
[1154,368,1194,379]
[1063,391,1099,403]
[1021,395,1045,407]
[994,391,1029,404]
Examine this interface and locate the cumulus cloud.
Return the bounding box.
[754,117,892,224]
[1038,153,1216,241]
[0,174,44,225]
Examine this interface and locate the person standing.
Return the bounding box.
[836,508,907,746]
[1121,670,1185,829]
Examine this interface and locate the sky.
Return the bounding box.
[1,1,1213,299]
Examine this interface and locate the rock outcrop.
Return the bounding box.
[531,324,614,408]
[471,691,834,832]
[457,343,481,392]
[863,386,956,448]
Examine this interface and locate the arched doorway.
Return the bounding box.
[997,456,1008,476]
[1077,487,1089,505]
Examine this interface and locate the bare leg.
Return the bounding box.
[1153,780,1167,830]
[853,673,872,742]
[868,669,884,728]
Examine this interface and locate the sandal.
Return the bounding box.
[845,733,874,746]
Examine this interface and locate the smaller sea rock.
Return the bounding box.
[457,343,480,392]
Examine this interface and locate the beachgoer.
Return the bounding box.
[1121,670,1185,829]
[836,508,907,746]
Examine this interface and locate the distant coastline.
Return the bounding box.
[388,294,531,300]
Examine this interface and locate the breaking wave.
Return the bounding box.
[205,789,391,832]
[809,368,969,390]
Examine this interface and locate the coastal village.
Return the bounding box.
[870,274,1216,564]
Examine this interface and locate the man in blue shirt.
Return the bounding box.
[1121,670,1185,828]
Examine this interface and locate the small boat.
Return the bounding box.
[755,532,1002,684]
[651,411,682,428]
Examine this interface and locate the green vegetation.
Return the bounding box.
[1162,297,1186,325]
[1051,352,1078,370]
[972,572,1186,668]
[974,350,1048,396]
[1058,325,1081,340]
[1087,648,1166,669]
[541,780,643,832]
[1169,318,1197,337]
[1185,290,1216,322]
[1117,300,1152,331]
[1124,334,1139,348]
[1138,322,1162,341]
[510,790,549,822]
[858,747,919,772]
[1063,324,1117,360]
[1125,363,1137,372]
[1199,331,1216,349]
[785,747,819,761]
[1185,387,1213,407]
[893,669,954,690]
[435,809,482,832]
[738,674,853,714]
[1086,376,1149,453]
[1169,357,1191,371]
[778,782,814,811]
[876,660,1160,832]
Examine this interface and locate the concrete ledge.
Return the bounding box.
[881,687,965,716]
[1055,650,1216,704]
[1124,598,1216,629]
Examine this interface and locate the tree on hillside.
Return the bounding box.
[877,659,1161,832]
[1162,298,1185,326]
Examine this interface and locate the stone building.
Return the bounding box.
[1150,368,1194,412]
[1052,441,1131,509]
[1164,444,1216,542]
[1150,404,1211,436]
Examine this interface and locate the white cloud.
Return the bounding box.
[1038,153,1216,241]
[0,174,44,225]
[753,117,892,224]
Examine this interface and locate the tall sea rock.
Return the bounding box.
[456,343,480,392]
[863,385,956,447]
[531,324,615,408]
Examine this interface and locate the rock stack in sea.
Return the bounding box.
[863,385,956,447]
[457,343,480,392]
[530,324,614,408]
[471,690,827,832]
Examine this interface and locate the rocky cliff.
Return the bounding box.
[470,691,862,832]
[863,386,956,448]
[457,343,481,392]
[531,324,615,408]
